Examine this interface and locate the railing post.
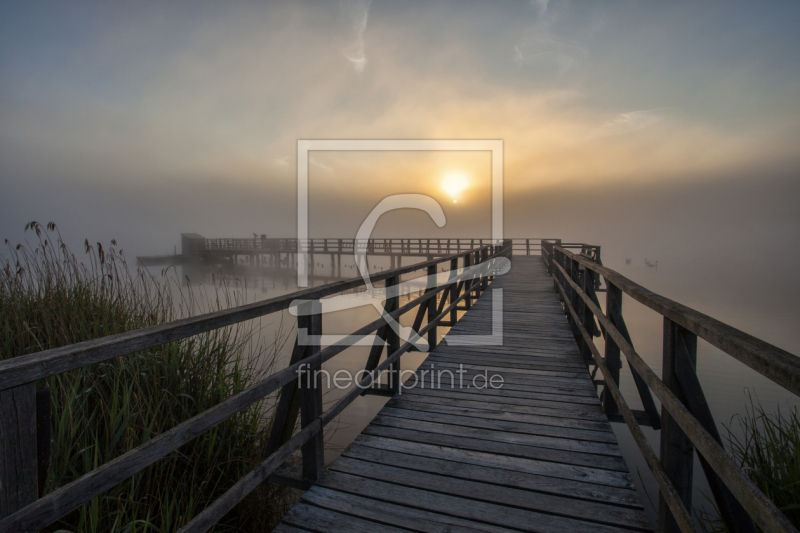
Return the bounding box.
[659,318,696,533]
[564,256,584,355]
[602,283,623,415]
[579,265,598,363]
[666,318,757,533]
[427,264,438,351]
[386,276,401,394]
[553,239,562,275]
[477,249,484,290]
[449,257,459,324]
[464,253,472,310]
[0,383,38,518]
[299,301,324,483]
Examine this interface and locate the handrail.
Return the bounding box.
[562,248,800,397]
[0,240,512,531]
[555,272,699,533]
[548,244,799,533]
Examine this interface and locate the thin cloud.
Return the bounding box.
[515,1,582,74]
[587,109,666,139]
[532,0,549,17]
[340,0,371,74]
[514,34,585,73]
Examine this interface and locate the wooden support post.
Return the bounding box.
[552,247,561,295]
[0,383,38,518]
[475,250,482,292]
[481,248,489,290]
[386,276,401,393]
[299,302,324,482]
[464,253,472,310]
[659,318,696,533]
[265,334,308,456]
[602,283,623,415]
[580,269,597,361]
[563,257,583,350]
[526,239,530,255]
[669,319,756,533]
[426,264,438,351]
[606,290,662,430]
[449,257,459,324]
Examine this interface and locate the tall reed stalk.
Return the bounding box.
[698,390,800,532]
[1,222,293,532]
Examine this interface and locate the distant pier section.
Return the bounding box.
[137,234,506,275]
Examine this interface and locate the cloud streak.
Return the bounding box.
[514,0,583,74]
[587,109,666,139]
[340,0,371,74]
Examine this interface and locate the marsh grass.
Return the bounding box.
[1,222,294,532]
[697,390,800,532]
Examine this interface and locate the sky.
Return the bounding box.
[1,0,799,274]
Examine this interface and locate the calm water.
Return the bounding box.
[158,248,800,527]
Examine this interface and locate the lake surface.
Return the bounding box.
[153,247,800,527]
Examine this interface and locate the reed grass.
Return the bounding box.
[1,222,294,532]
[698,390,800,532]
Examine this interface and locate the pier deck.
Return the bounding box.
[275,256,652,532]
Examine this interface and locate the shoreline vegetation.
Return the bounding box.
[1,222,294,532]
[699,391,800,532]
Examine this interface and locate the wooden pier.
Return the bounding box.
[276,256,652,532]
[2,239,799,533]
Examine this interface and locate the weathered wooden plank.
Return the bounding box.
[303,486,510,533]
[360,425,630,472]
[386,397,612,432]
[400,388,606,416]
[317,471,640,533]
[379,407,618,443]
[329,456,652,529]
[342,443,642,506]
[390,392,608,421]
[283,503,411,533]
[368,415,623,456]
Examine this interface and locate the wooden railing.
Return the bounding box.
[544,244,800,533]
[189,237,595,258]
[0,241,512,532]
[196,237,506,256]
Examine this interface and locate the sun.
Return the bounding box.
[441,172,469,202]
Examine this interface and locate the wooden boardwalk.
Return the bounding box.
[275,256,652,532]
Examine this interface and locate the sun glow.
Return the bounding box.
[441,172,469,201]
